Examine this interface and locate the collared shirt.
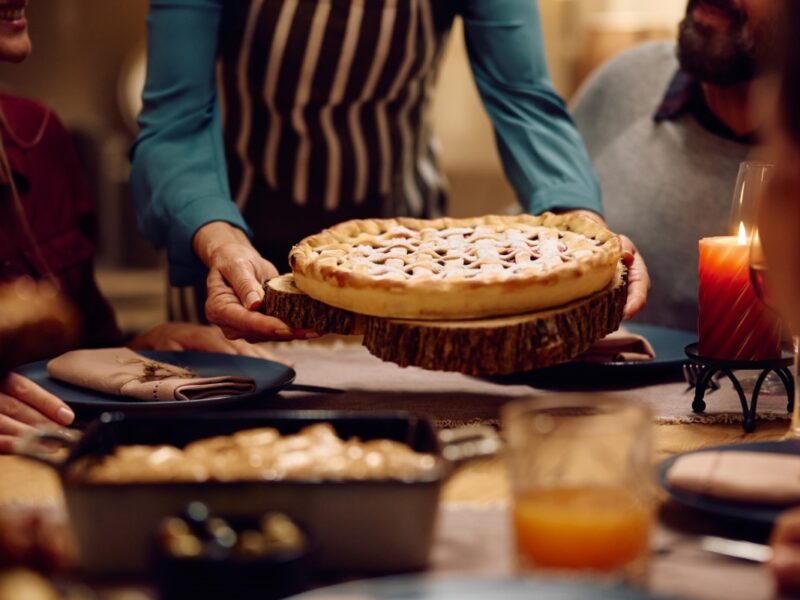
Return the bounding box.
[653,70,758,145]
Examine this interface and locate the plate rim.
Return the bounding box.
[287,574,665,599]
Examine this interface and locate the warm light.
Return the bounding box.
[737,222,748,246]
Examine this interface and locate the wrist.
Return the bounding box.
[193,222,253,268]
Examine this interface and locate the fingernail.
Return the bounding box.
[57,406,75,425]
[245,292,262,309]
[275,328,294,337]
[304,332,321,339]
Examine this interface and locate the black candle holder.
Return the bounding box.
[684,343,794,433]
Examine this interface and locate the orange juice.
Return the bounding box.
[513,486,651,572]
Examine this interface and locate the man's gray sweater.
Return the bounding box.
[571,41,754,332]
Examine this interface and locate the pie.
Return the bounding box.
[289,213,623,320]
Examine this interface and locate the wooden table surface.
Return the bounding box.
[1,420,787,508]
[0,404,789,600]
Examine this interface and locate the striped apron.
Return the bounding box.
[170,0,454,322]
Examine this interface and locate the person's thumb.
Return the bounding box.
[221,260,265,310]
[254,256,281,283]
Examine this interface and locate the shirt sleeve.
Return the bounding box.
[129,0,252,286]
[458,0,602,216]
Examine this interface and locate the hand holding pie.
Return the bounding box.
[267,213,628,375]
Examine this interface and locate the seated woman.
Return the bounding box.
[0,2,279,453]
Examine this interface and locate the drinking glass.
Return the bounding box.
[730,162,785,391]
[730,162,774,234]
[749,226,800,437]
[503,395,653,584]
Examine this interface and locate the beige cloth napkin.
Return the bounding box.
[667,450,800,505]
[47,348,256,402]
[577,328,656,363]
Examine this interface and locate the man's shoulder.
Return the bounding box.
[571,41,679,156]
[592,41,677,84]
[572,41,678,112]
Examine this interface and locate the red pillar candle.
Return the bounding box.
[698,230,782,361]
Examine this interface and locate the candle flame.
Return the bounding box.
[738,222,748,245]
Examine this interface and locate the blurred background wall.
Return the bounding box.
[0,0,687,331]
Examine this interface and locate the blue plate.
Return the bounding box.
[659,440,800,526]
[608,323,696,368]
[14,351,295,413]
[493,323,696,386]
[289,576,667,599]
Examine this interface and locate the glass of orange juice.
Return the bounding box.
[502,395,653,584]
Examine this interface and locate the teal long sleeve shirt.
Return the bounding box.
[130,0,602,286]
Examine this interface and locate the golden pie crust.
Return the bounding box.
[289,213,623,320]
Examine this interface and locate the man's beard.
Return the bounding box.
[677,0,766,86]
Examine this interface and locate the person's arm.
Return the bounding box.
[130,0,310,340]
[459,0,648,318]
[130,0,251,287]
[459,0,602,216]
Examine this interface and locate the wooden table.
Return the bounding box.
[0,420,786,599]
[0,337,791,598]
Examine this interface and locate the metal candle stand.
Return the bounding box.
[685,343,794,433]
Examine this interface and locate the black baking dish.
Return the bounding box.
[16,410,498,576]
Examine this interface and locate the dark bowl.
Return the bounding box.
[154,513,313,600]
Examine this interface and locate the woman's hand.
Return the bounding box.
[564,210,650,320]
[128,323,294,367]
[770,507,800,595]
[193,222,316,342]
[0,374,74,453]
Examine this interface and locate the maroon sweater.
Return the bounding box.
[0,93,121,348]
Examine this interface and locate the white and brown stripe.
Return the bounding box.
[219,0,450,216]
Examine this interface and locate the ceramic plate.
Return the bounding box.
[493,323,696,386]
[659,440,800,526]
[15,350,295,413]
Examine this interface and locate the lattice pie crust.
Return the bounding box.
[289,213,623,320]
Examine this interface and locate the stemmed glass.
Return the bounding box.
[749,223,800,437]
[730,162,785,393]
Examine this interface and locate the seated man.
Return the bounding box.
[0,3,279,452]
[571,0,773,331]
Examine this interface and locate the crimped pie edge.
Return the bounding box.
[288,212,623,319]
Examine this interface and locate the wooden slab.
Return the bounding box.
[264,273,367,335]
[264,267,627,376]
